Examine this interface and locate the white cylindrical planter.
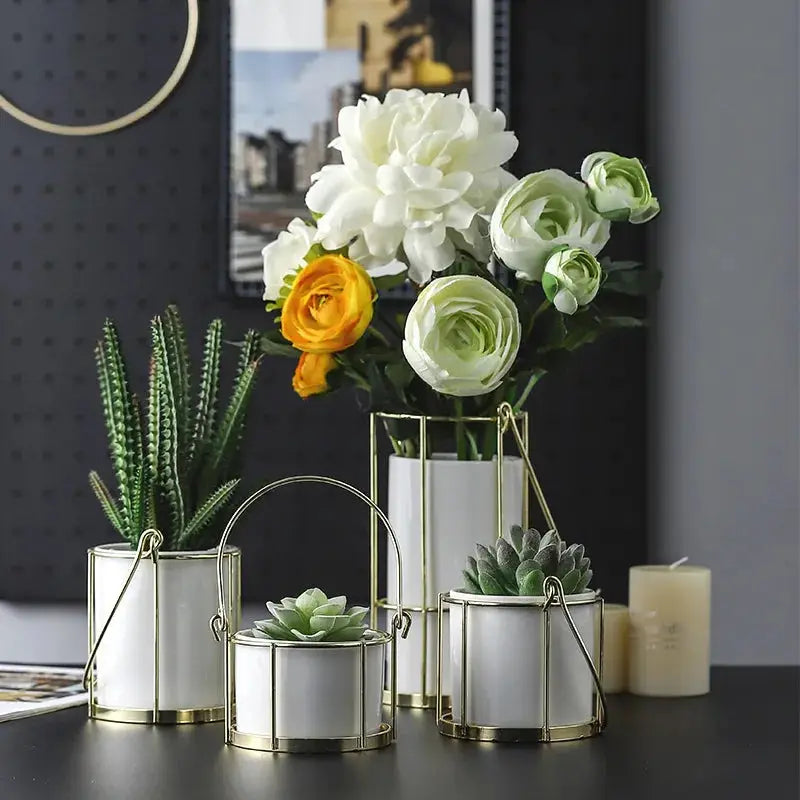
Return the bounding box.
[443,589,603,740]
[233,631,385,744]
[88,543,240,722]
[386,454,524,700]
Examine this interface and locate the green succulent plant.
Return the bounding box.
[251,588,370,642]
[462,526,593,596]
[89,305,261,551]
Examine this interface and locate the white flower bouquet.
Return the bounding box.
[260,89,659,459]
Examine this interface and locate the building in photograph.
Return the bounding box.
[233,133,267,195]
[264,130,298,193]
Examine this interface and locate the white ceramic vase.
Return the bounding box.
[448,589,598,729]
[386,454,524,697]
[88,543,240,717]
[233,632,385,740]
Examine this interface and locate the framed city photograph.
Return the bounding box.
[224,0,510,298]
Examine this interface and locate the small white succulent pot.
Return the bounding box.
[87,540,240,723]
[446,589,601,732]
[233,631,386,741]
[210,475,410,754]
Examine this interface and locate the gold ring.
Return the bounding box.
[0,0,198,136]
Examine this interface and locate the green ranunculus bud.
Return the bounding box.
[581,152,660,224]
[541,247,602,315]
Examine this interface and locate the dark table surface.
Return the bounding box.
[0,668,797,800]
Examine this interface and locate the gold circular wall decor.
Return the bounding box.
[0,0,198,136]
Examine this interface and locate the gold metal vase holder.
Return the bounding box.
[83,531,241,724]
[371,402,607,741]
[209,476,412,754]
[370,402,533,709]
[437,403,607,743]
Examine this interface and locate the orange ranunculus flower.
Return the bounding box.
[281,255,376,354]
[292,352,337,398]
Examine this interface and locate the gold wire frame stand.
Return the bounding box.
[209,475,412,754]
[1,0,198,136]
[370,403,543,709]
[83,529,241,724]
[436,576,608,743]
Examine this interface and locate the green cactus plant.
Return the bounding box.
[88,305,261,551]
[462,526,594,596]
[251,588,371,642]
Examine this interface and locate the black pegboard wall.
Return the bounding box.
[1,0,649,604]
[1,0,372,602]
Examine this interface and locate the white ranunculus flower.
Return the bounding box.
[403,275,521,397]
[306,89,518,285]
[542,247,603,315]
[581,151,660,224]
[489,170,611,282]
[262,217,317,301]
[262,218,405,301]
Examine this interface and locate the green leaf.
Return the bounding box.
[260,330,297,358]
[539,530,560,550]
[97,320,142,540]
[189,319,222,473]
[518,569,545,596]
[601,316,646,329]
[152,315,186,546]
[385,360,414,402]
[557,555,576,579]
[508,526,524,555]
[146,357,162,533]
[462,570,481,593]
[520,529,541,560]
[560,569,581,594]
[599,258,642,272]
[162,305,191,464]
[200,357,260,494]
[533,544,559,575]
[602,268,661,296]
[478,571,505,595]
[236,329,259,383]
[495,538,520,585]
[576,569,593,592]
[515,558,538,583]
[541,271,560,303]
[372,271,407,291]
[176,478,239,550]
[88,471,125,540]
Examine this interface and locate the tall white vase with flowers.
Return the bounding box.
[257,89,660,707]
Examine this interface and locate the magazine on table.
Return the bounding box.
[0,664,87,722]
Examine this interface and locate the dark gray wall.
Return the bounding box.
[649,0,799,664]
[1,0,647,604]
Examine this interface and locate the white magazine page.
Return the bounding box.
[0,664,87,722]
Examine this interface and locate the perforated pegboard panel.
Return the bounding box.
[1,0,648,604]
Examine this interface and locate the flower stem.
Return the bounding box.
[454,398,468,461]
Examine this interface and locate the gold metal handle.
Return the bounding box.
[497,401,558,532]
[542,576,608,730]
[1,0,198,136]
[209,475,412,643]
[83,528,163,691]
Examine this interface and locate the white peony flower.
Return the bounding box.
[306,89,518,285]
[542,247,603,315]
[262,217,317,301]
[403,275,521,397]
[490,170,611,281]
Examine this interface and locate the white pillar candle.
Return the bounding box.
[601,604,629,694]
[628,564,711,696]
